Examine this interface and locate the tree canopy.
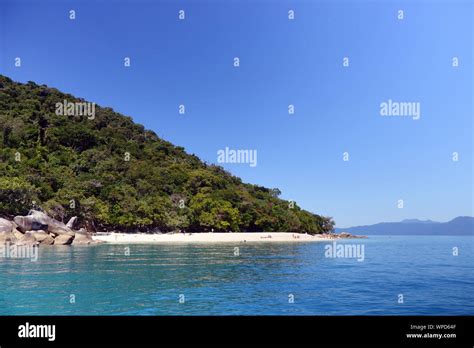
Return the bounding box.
[0,75,335,234]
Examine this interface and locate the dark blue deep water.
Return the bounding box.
[0,236,472,315]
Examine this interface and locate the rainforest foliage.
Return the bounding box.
[0,75,335,234]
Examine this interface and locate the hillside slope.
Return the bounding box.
[0,75,334,233]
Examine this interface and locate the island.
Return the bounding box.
[0,75,343,241]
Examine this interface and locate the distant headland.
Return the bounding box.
[336,217,474,236]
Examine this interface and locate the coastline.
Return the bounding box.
[92,232,337,244]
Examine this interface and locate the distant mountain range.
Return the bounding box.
[335,217,474,235]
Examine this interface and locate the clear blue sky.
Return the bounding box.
[1,0,472,227]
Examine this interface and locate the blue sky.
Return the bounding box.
[1,0,472,227]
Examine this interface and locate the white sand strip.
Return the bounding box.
[92,232,333,244]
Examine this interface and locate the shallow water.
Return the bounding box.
[0,236,472,315]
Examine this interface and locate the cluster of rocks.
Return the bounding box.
[0,210,99,246]
[322,232,367,239]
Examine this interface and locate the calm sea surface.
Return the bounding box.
[0,236,472,315]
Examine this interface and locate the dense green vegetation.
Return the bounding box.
[0,75,335,234]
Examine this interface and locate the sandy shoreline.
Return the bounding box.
[92,232,334,244]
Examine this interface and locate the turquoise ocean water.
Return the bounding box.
[0,236,472,315]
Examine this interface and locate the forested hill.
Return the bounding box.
[0,75,334,234]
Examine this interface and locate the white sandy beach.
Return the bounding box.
[92,232,334,244]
